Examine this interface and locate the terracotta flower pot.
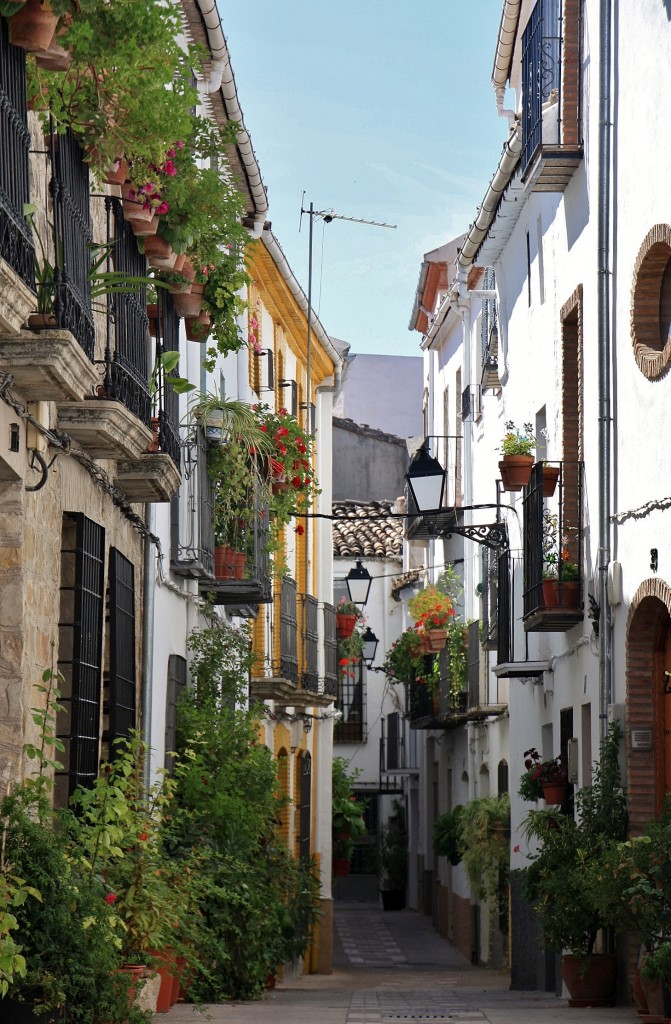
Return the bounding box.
[121,182,153,223]
[233,550,245,580]
[499,453,534,491]
[542,464,560,497]
[560,953,617,1008]
[146,303,161,339]
[542,781,567,805]
[131,213,159,239]
[336,613,357,639]
[103,157,128,186]
[542,579,580,610]
[180,258,196,284]
[172,289,203,318]
[184,311,211,342]
[9,0,58,52]
[34,39,71,71]
[214,545,235,579]
[427,628,448,651]
[144,234,177,270]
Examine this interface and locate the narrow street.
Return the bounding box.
[156,905,638,1024]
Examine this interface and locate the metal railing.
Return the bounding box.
[301,594,319,691]
[323,601,338,696]
[279,576,298,684]
[523,460,584,620]
[151,288,181,468]
[48,128,95,359]
[0,20,34,290]
[99,196,151,427]
[521,0,562,177]
[171,427,215,580]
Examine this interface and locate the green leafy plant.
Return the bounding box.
[542,510,580,581]
[521,723,627,958]
[199,251,251,371]
[432,805,464,866]
[332,758,366,863]
[500,420,536,456]
[382,626,423,683]
[518,748,568,801]
[459,794,510,901]
[148,350,195,404]
[379,801,407,892]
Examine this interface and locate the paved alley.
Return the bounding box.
[155,904,639,1024]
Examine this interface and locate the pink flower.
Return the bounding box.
[513,844,520,854]
[250,317,259,330]
[167,148,176,158]
[104,892,117,905]
[162,160,177,177]
[176,140,185,149]
[252,338,263,354]
[155,202,169,215]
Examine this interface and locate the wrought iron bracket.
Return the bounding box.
[422,520,509,550]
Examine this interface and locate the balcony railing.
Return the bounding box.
[334,659,364,742]
[150,288,181,468]
[279,576,298,684]
[523,460,584,631]
[521,0,582,190]
[98,196,151,428]
[301,594,319,691]
[0,20,34,291]
[171,428,215,580]
[48,128,95,359]
[323,602,338,697]
[200,475,272,606]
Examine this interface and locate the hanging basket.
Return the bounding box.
[542,780,567,805]
[427,628,448,651]
[542,464,560,497]
[336,613,357,639]
[8,0,58,52]
[172,287,203,319]
[184,311,211,342]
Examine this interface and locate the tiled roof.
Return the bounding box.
[333,501,403,560]
[333,417,406,447]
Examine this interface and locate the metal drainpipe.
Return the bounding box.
[141,503,155,789]
[598,0,613,737]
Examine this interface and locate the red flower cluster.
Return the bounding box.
[126,141,185,215]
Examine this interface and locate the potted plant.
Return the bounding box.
[542,511,581,609]
[498,421,536,491]
[459,794,510,904]
[335,596,362,639]
[408,585,455,651]
[381,626,423,684]
[332,758,366,878]
[378,801,407,910]
[518,747,568,804]
[521,723,627,1007]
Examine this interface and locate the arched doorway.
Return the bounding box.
[626,580,671,834]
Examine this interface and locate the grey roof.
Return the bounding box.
[332,501,403,560]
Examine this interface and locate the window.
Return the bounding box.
[56,513,105,805]
[106,548,136,756]
[164,654,187,772]
[334,661,365,743]
[0,19,34,288]
[631,225,671,380]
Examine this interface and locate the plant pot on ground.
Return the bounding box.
[560,953,617,1008]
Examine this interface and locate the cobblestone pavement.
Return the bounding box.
[156,904,638,1024]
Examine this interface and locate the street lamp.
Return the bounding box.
[405,440,446,514]
[361,627,379,667]
[345,558,373,606]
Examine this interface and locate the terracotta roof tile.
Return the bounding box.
[332,501,403,560]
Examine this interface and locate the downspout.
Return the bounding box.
[454,270,474,605]
[598,0,613,737]
[141,504,155,789]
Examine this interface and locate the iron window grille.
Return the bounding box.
[164,654,187,773]
[0,20,34,290]
[481,544,499,650]
[279,576,298,684]
[323,601,338,696]
[48,127,95,359]
[521,0,562,177]
[56,513,105,803]
[334,660,365,743]
[496,549,512,665]
[106,548,136,753]
[297,751,312,863]
[151,288,181,467]
[171,427,215,580]
[380,712,405,772]
[301,593,319,691]
[98,196,151,426]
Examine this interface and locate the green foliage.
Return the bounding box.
[446,620,469,698]
[500,421,536,456]
[332,758,366,863]
[518,748,568,802]
[186,618,254,705]
[382,626,423,683]
[201,252,251,370]
[432,805,464,865]
[521,723,627,957]
[459,794,510,901]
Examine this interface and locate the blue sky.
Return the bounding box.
[221,1,507,356]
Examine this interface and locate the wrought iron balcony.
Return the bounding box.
[323,602,338,697]
[301,594,319,692]
[251,576,298,698]
[0,20,35,301]
[171,427,215,581]
[523,460,584,632]
[200,478,272,607]
[520,0,583,191]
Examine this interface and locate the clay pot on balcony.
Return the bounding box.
[121,183,153,223]
[336,613,357,639]
[131,214,159,239]
[172,282,203,319]
[541,579,580,610]
[427,628,447,651]
[146,303,161,339]
[214,545,235,579]
[499,454,534,492]
[26,312,57,331]
[9,0,59,52]
[146,416,160,453]
[34,39,71,71]
[542,464,560,497]
[103,157,128,186]
[184,311,211,343]
[144,235,177,271]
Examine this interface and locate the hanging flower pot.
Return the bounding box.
[184,311,211,342]
[542,463,560,497]
[146,303,161,339]
[144,234,177,270]
[34,38,71,71]
[172,287,203,318]
[8,0,58,52]
[542,780,567,805]
[131,213,159,239]
[180,258,196,284]
[427,628,448,651]
[121,183,154,223]
[499,453,534,491]
[336,613,357,639]
[103,157,128,186]
[419,634,433,655]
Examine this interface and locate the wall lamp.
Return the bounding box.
[405,440,447,514]
[345,558,373,606]
[361,626,379,667]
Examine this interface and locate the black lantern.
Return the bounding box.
[361,627,379,667]
[405,440,446,514]
[345,558,373,606]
